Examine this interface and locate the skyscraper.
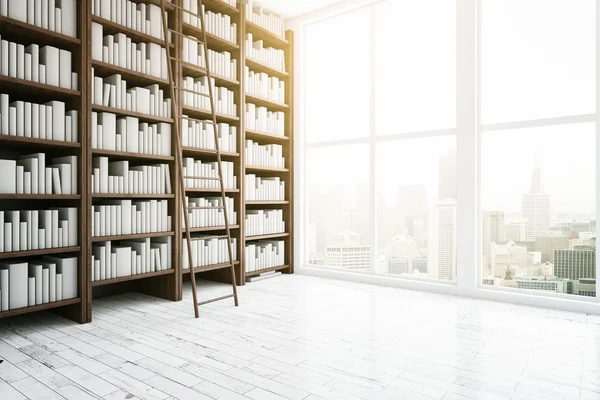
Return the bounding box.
[482,211,506,259]
[554,246,596,280]
[505,218,528,242]
[428,199,456,281]
[522,158,551,241]
[324,231,371,270]
[438,149,456,200]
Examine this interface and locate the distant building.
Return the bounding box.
[505,218,528,242]
[512,276,569,293]
[412,256,428,274]
[438,149,456,200]
[554,246,596,280]
[490,241,527,277]
[324,232,371,270]
[569,279,596,297]
[428,199,456,281]
[522,159,550,241]
[535,235,570,264]
[389,257,410,274]
[483,211,505,260]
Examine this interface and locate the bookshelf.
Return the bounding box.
[0,0,293,323]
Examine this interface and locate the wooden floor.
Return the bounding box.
[0,275,599,400]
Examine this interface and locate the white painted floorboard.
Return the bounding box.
[0,275,600,399]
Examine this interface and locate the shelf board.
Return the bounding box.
[245,20,289,49]
[244,129,289,142]
[181,62,240,88]
[245,264,289,277]
[92,231,174,243]
[92,15,172,47]
[181,147,239,158]
[92,60,170,88]
[0,135,81,150]
[182,260,239,274]
[245,201,289,205]
[182,23,240,53]
[0,246,81,260]
[0,194,81,200]
[0,16,81,49]
[0,75,81,100]
[129,0,175,10]
[245,93,289,111]
[182,105,239,124]
[245,232,290,241]
[245,165,289,173]
[92,194,175,199]
[245,58,289,80]
[185,188,239,193]
[92,149,175,162]
[91,104,174,124]
[0,298,81,319]
[183,225,240,233]
[201,0,239,15]
[92,269,175,287]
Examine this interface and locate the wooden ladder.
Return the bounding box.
[160,0,239,318]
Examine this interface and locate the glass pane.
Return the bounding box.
[481,0,595,124]
[481,123,596,298]
[307,144,371,270]
[304,8,371,143]
[376,136,457,281]
[374,0,456,135]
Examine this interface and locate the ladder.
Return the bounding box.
[160,0,239,318]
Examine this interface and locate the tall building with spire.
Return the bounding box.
[428,199,456,281]
[522,157,550,241]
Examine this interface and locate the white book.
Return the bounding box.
[48,0,55,31]
[16,44,24,80]
[1,261,28,309]
[91,22,104,61]
[29,263,43,305]
[31,210,38,250]
[67,110,78,142]
[41,266,49,303]
[53,155,77,194]
[56,0,76,37]
[0,159,16,193]
[0,93,8,134]
[45,167,52,194]
[3,223,10,252]
[34,0,42,27]
[43,255,76,299]
[7,0,27,22]
[40,46,60,87]
[0,40,8,76]
[52,167,61,194]
[55,8,61,34]
[24,102,32,138]
[56,272,62,301]
[0,211,3,252]
[8,41,16,77]
[59,50,71,89]
[28,277,35,306]
[0,268,8,311]
[47,262,56,302]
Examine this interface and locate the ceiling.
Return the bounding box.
[253,0,344,20]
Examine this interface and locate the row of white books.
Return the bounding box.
[0,255,77,310]
[92,200,171,238]
[0,208,77,253]
[1,95,78,142]
[0,39,77,89]
[245,240,284,273]
[245,67,285,103]
[245,140,285,169]
[245,1,285,39]
[183,158,236,190]
[91,158,172,195]
[91,237,171,281]
[185,196,236,228]
[92,112,172,156]
[245,209,284,237]
[182,39,237,81]
[181,118,237,153]
[1,0,77,38]
[246,33,285,73]
[92,0,166,40]
[246,103,285,136]
[181,76,236,117]
[92,70,172,119]
[0,154,77,195]
[183,2,237,44]
[91,22,168,79]
[245,174,285,201]
[182,236,237,270]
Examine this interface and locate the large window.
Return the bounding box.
[304,0,457,281]
[480,0,596,298]
[299,0,598,307]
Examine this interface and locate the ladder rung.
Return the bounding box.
[178,115,216,124]
[167,29,205,42]
[183,176,221,180]
[187,206,225,210]
[197,294,235,306]
[174,86,211,97]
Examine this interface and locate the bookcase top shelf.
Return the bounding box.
[181,147,239,158]
[245,94,289,111]
[0,16,81,49]
[0,75,81,100]
[91,104,174,124]
[0,298,81,318]
[245,58,289,80]
[246,233,290,241]
[91,149,175,162]
[183,225,240,233]
[91,232,175,243]
[92,194,175,199]
[0,246,82,260]
[182,260,240,275]
[182,23,240,53]
[181,63,240,88]
[92,60,170,88]
[245,20,289,48]
[246,264,289,277]
[92,269,175,287]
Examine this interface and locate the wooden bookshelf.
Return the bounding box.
[0,0,293,323]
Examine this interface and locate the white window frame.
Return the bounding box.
[289,0,600,314]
